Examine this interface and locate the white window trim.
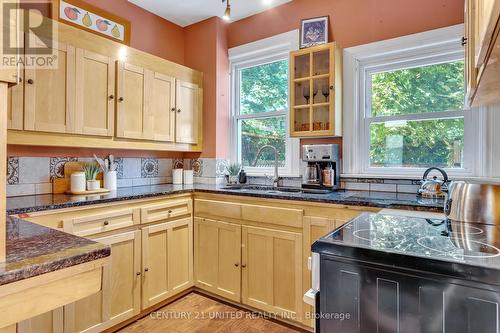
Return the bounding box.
[228,30,300,177]
[343,24,480,178]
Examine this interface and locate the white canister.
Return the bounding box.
[183,170,194,185]
[104,171,117,190]
[87,180,100,191]
[173,169,183,185]
[70,172,86,193]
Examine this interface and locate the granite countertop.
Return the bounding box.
[7,184,445,215]
[1,216,110,286]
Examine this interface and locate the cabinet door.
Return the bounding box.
[194,218,241,302]
[17,308,63,333]
[143,70,175,142]
[175,80,200,144]
[242,225,302,321]
[141,217,193,309]
[116,62,146,139]
[7,78,23,130]
[65,230,141,333]
[24,40,75,133]
[75,48,115,136]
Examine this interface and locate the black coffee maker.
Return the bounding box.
[302,144,341,191]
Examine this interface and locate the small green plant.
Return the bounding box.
[227,163,241,176]
[83,163,100,181]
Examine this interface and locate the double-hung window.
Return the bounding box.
[229,31,300,176]
[344,25,476,177]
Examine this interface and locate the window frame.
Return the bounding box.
[229,31,300,177]
[343,24,479,178]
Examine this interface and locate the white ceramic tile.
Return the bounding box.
[132,178,151,186]
[194,176,217,185]
[117,179,133,188]
[150,177,169,185]
[122,158,141,179]
[19,157,50,184]
[7,184,35,197]
[370,183,397,192]
[344,182,370,191]
[201,159,216,178]
[158,159,172,177]
[35,183,53,194]
[397,184,421,193]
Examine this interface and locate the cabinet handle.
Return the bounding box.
[18,77,22,83]
[103,221,109,226]
[461,36,468,46]
[118,97,124,102]
[234,263,239,267]
[136,272,141,276]
[109,95,114,100]
[144,268,149,272]
[27,79,34,84]
[241,264,247,268]
[177,109,181,113]
[171,107,176,112]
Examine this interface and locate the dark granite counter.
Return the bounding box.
[7,184,444,215]
[1,216,110,286]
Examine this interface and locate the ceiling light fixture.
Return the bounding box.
[222,0,231,21]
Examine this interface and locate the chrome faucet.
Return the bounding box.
[252,145,283,188]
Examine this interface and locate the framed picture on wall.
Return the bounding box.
[52,0,131,45]
[300,16,329,48]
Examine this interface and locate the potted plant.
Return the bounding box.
[226,163,241,185]
[83,163,101,191]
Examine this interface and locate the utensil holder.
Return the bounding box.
[104,171,117,190]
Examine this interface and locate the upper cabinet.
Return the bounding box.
[6,15,203,152]
[75,49,115,136]
[24,40,75,134]
[465,0,500,107]
[290,43,342,137]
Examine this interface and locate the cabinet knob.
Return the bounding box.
[18,77,22,83]
[109,95,114,100]
[241,264,247,268]
[144,268,149,272]
[118,97,124,102]
[329,85,334,90]
[136,272,141,276]
[27,79,34,84]
[234,263,239,267]
[171,107,176,112]
[177,109,181,113]
[103,221,109,226]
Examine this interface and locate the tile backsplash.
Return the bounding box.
[6,156,229,197]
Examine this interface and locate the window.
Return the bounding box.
[229,31,300,176]
[344,25,477,177]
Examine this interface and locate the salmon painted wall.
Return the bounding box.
[228,0,464,49]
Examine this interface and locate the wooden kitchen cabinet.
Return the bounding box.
[141,217,193,309]
[194,218,242,302]
[241,225,303,321]
[7,79,23,130]
[144,70,176,142]
[175,80,200,144]
[17,308,63,333]
[74,49,115,136]
[24,40,75,134]
[116,61,146,140]
[290,42,342,137]
[64,230,141,333]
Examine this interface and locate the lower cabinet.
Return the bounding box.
[241,226,303,321]
[194,218,241,302]
[17,309,63,333]
[64,230,142,333]
[194,218,303,322]
[141,218,193,309]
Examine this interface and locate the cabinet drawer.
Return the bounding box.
[63,208,140,237]
[241,204,303,228]
[194,199,241,220]
[141,199,191,224]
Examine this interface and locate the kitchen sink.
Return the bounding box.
[223,185,329,195]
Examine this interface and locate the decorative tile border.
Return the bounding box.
[141,158,159,178]
[50,157,77,179]
[7,157,19,185]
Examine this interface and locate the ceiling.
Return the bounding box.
[128,0,292,27]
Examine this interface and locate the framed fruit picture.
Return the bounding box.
[52,0,131,45]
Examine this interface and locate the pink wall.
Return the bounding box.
[228,0,464,49]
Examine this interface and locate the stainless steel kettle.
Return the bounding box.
[418,167,449,198]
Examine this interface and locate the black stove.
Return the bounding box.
[312,213,500,333]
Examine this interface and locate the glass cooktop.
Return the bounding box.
[318,213,500,269]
